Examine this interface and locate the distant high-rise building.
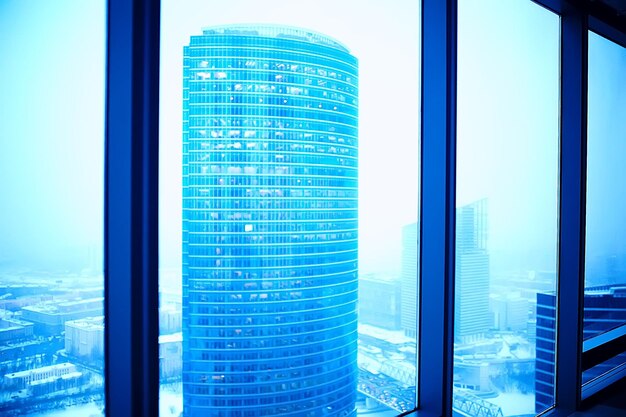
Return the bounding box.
[534,291,556,414]
[455,199,490,342]
[401,209,490,341]
[401,222,419,338]
[359,274,401,330]
[182,25,359,416]
[490,292,529,332]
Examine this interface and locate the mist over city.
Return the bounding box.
[1,1,626,417]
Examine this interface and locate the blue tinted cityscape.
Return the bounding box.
[2,1,626,417]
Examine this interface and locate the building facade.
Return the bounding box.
[0,318,34,344]
[455,199,491,342]
[490,292,529,332]
[160,332,183,382]
[65,316,104,362]
[401,222,419,338]
[159,305,182,335]
[400,199,493,343]
[359,274,400,330]
[535,291,556,414]
[21,297,104,336]
[182,25,359,416]
[4,362,79,390]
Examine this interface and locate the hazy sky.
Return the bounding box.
[0,1,105,270]
[159,0,559,276]
[586,31,626,283]
[1,0,624,286]
[158,0,421,274]
[457,0,560,275]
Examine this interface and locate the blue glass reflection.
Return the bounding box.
[182,25,359,417]
[581,31,626,390]
[585,31,626,340]
[456,1,560,416]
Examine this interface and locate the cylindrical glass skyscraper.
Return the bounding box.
[182,25,358,416]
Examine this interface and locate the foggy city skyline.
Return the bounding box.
[1,1,626,417]
[0,1,624,281]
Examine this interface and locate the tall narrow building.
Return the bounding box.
[401,222,419,338]
[455,199,491,342]
[182,25,359,416]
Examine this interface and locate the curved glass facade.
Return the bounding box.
[182,25,359,416]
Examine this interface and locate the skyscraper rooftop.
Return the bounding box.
[201,24,350,52]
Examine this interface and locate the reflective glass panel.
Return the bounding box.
[582,31,626,391]
[585,31,626,341]
[582,353,626,399]
[159,1,420,416]
[456,1,560,416]
[0,1,105,416]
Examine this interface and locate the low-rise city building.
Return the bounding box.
[0,317,34,344]
[159,332,182,381]
[159,305,182,335]
[4,362,80,390]
[65,316,104,361]
[21,298,103,336]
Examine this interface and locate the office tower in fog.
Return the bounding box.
[182,25,359,416]
[360,274,401,330]
[401,222,419,338]
[455,199,490,341]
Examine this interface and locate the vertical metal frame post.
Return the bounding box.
[554,3,588,415]
[419,0,457,416]
[105,1,161,416]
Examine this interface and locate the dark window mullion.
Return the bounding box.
[554,4,588,415]
[105,1,161,416]
[419,0,457,416]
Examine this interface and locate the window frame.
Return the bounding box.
[103,0,626,416]
[579,10,626,403]
[105,0,161,415]
[419,0,626,416]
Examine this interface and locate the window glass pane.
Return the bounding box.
[583,31,626,390]
[585,32,626,341]
[0,1,105,416]
[582,353,626,398]
[159,1,420,415]
[456,1,560,416]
